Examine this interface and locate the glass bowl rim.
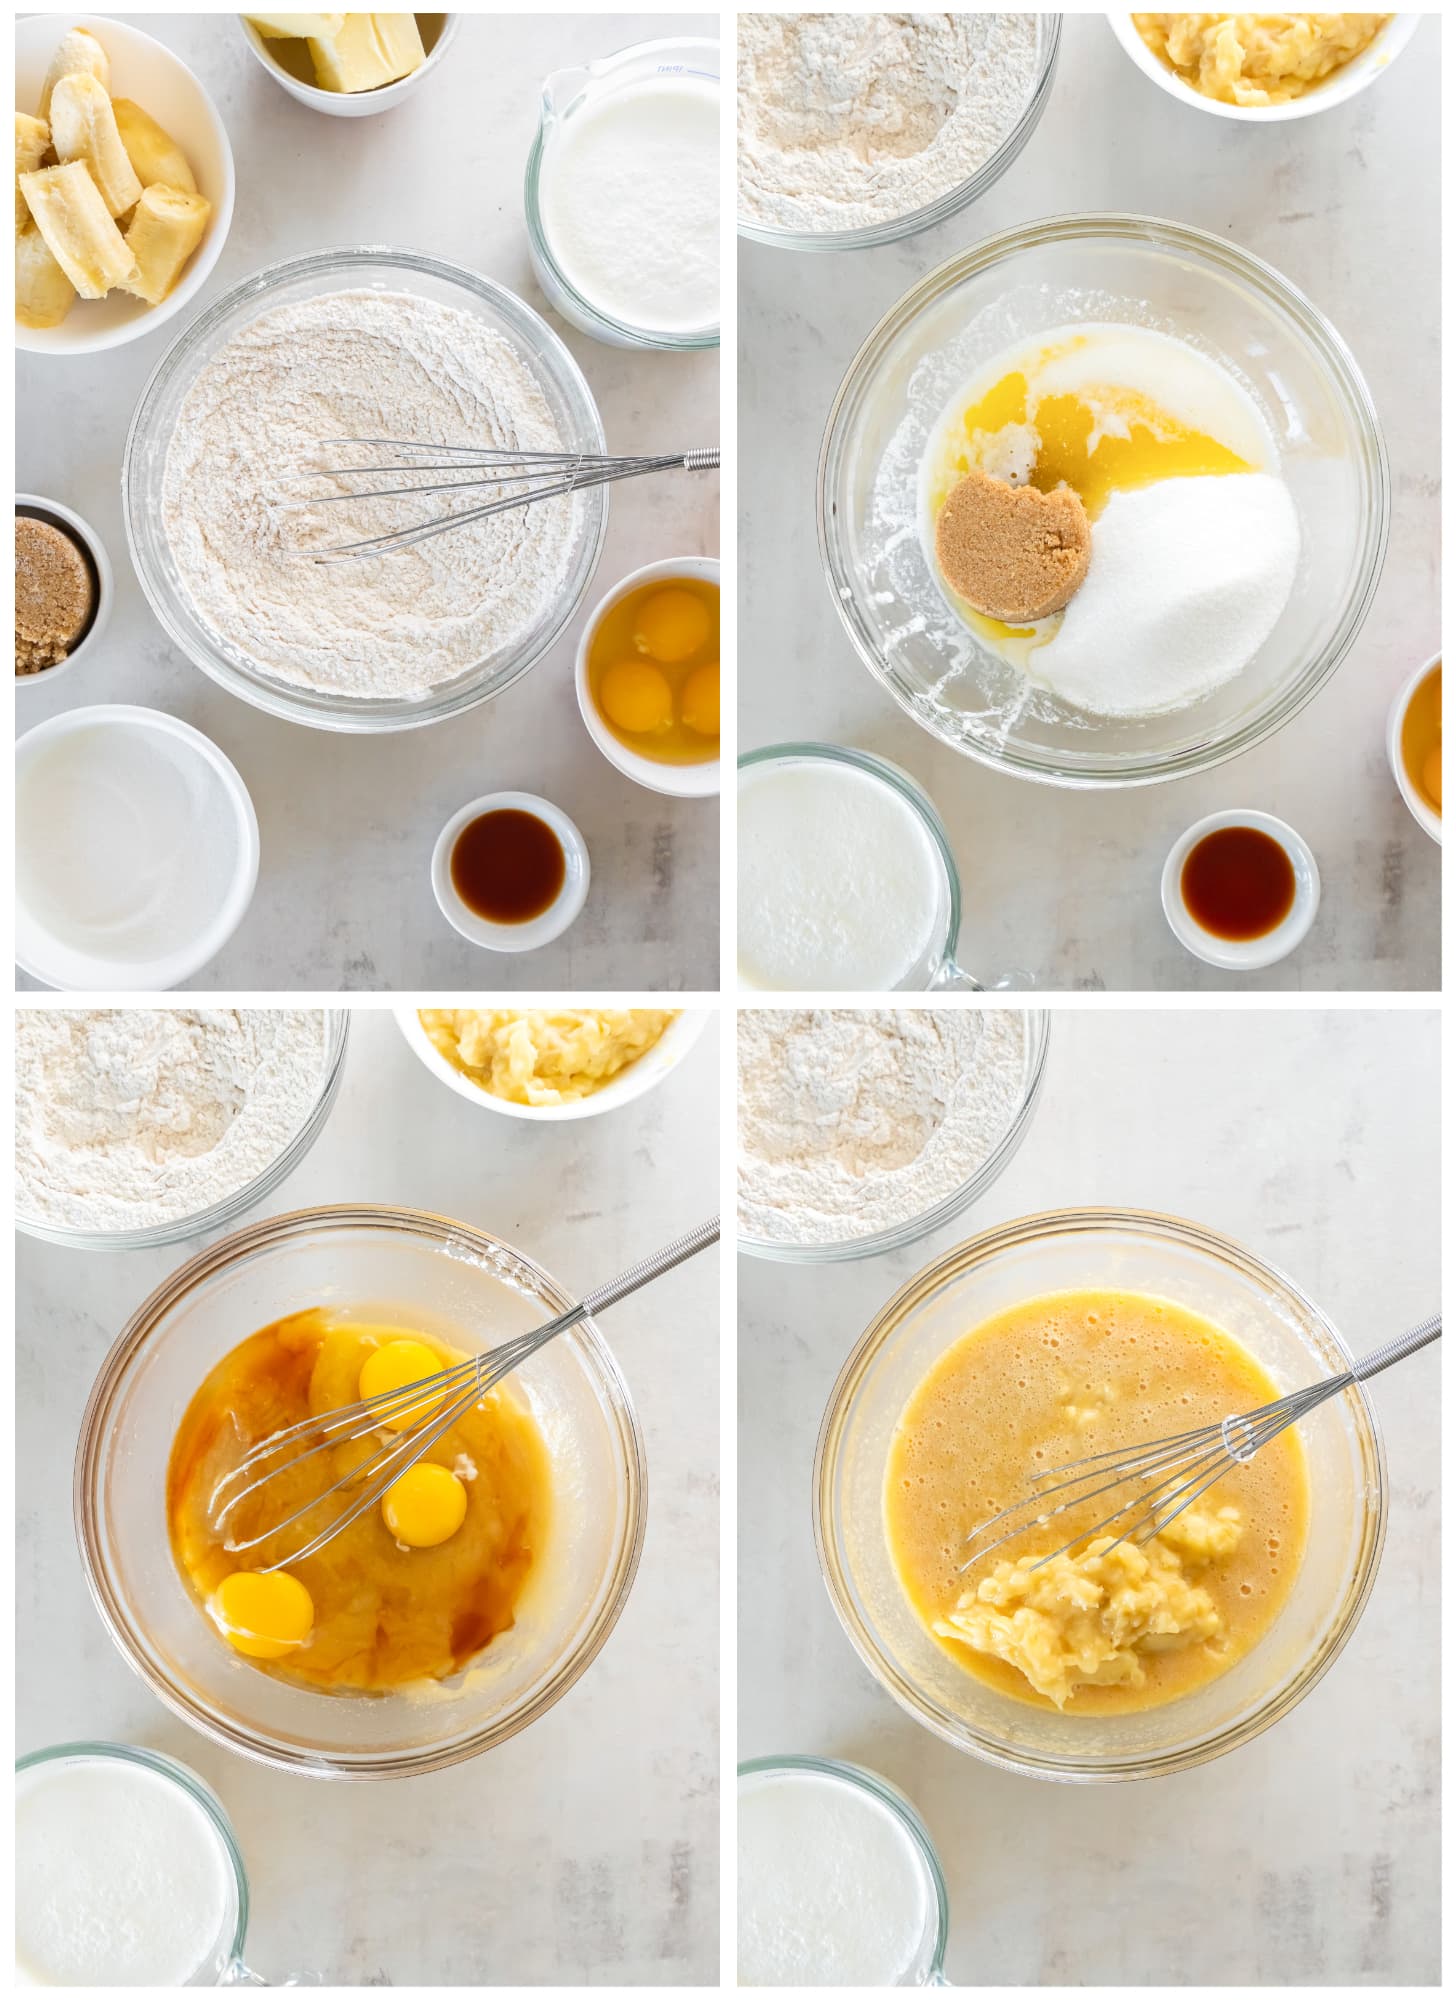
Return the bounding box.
[736,15,1063,252]
[817,210,1390,788]
[122,244,610,734]
[812,1203,1388,1782]
[524,34,722,350]
[16,1738,251,1969]
[736,741,964,990]
[72,1202,649,1779]
[15,1011,351,1251]
[737,1001,1050,1262]
[737,1752,950,1979]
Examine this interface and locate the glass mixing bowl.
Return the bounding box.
[75,1206,646,1778]
[123,247,609,733]
[814,1209,1386,1782]
[738,1009,1049,1266]
[15,1011,349,1253]
[737,16,1061,252]
[819,215,1388,787]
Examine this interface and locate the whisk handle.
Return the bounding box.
[580,1216,721,1319]
[681,448,720,473]
[1351,1312,1441,1384]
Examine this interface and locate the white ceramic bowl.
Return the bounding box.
[431,791,589,953]
[1161,809,1319,971]
[1107,13,1422,123]
[239,13,459,117]
[14,16,235,357]
[14,495,113,694]
[575,558,720,799]
[1386,653,1441,846]
[15,704,260,990]
[395,1007,709,1123]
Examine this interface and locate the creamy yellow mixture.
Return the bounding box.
[1134,14,1390,106]
[885,1289,1308,1713]
[420,1008,678,1106]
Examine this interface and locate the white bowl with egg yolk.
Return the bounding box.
[14,16,235,356]
[575,558,721,798]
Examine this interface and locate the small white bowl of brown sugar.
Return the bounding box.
[15,495,112,690]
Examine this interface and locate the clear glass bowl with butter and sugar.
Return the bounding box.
[123,247,609,734]
[815,1208,1387,1782]
[75,1206,646,1777]
[819,215,1389,788]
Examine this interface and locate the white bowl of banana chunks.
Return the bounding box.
[15,16,234,357]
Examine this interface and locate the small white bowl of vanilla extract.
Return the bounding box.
[1162,811,1319,971]
[431,792,589,952]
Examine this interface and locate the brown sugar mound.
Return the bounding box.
[15,515,95,675]
[934,468,1091,623]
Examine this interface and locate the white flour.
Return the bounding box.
[737,1009,1028,1244]
[161,290,577,701]
[737,13,1041,231]
[15,1009,327,1231]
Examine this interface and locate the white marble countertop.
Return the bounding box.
[738,1007,1439,1983]
[16,14,720,993]
[739,15,1440,992]
[16,1008,720,1984]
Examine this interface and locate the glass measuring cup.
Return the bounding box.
[737,743,1026,991]
[524,37,720,350]
[16,1743,256,1984]
[737,1755,950,1984]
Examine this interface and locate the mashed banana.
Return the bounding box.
[420,1008,677,1106]
[937,1514,1242,1708]
[1134,14,1390,106]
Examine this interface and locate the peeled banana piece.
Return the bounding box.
[245,12,345,36]
[49,72,142,219]
[38,26,110,120]
[308,14,425,92]
[15,114,50,235]
[111,99,196,198]
[121,183,211,304]
[19,160,135,298]
[16,223,76,328]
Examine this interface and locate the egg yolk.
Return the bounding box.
[359,1339,450,1425]
[680,661,720,736]
[383,1462,468,1548]
[1424,746,1442,807]
[212,1569,314,1659]
[601,658,673,735]
[634,588,711,664]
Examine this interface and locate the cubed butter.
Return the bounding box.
[307,14,426,93]
[111,99,197,197]
[15,114,50,235]
[15,223,76,328]
[19,160,135,298]
[49,72,142,218]
[245,12,346,38]
[121,183,211,303]
[37,26,111,120]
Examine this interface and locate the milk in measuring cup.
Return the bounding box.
[16,1752,237,1984]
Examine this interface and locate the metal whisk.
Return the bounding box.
[960,1312,1440,1576]
[210,1217,719,1570]
[281,438,720,561]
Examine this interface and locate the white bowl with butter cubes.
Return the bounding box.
[15,17,233,356]
[396,1007,709,1123]
[240,13,459,117]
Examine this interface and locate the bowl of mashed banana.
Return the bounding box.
[815,1208,1387,1781]
[1111,14,1420,120]
[397,1007,708,1121]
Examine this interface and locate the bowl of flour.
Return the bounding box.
[736,13,1061,250]
[123,247,609,732]
[14,1008,348,1249]
[737,1008,1049,1261]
